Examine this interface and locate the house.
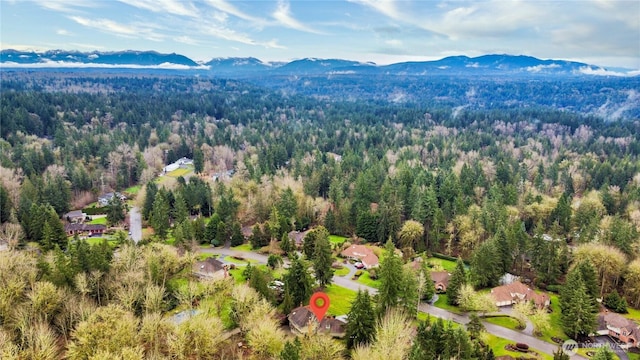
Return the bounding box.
[65,223,106,237]
[288,305,346,338]
[98,192,126,207]
[288,230,310,248]
[163,157,192,173]
[431,271,451,293]
[192,257,228,280]
[410,259,451,292]
[490,281,550,309]
[340,244,379,269]
[596,312,639,349]
[64,210,87,223]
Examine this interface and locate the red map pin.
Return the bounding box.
[309,292,330,321]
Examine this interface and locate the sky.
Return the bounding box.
[1,0,639,69]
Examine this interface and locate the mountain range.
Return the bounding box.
[1,49,637,77]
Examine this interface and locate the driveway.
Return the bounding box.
[129,206,142,244]
[197,247,583,358]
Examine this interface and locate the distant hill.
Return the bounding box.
[1,49,636,77]
[0,49,198,67]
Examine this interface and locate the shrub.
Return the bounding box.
[355,270,363,276]
[368,269,377,279]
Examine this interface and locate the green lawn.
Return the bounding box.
[334,266,350,277]
[329,235,347,245]
[426,257,457,272]
[231,243,253,252]
[87,216,107,225]
[628,352,640,360]
[626,307,640,322]
[433,294,464,314]
[124,185,141,194]
[324,284,357,316]
[84,237,116,246]
[540,294,567,343]
[223,255,258,265]
[228,268,248,284]
[167,167,192,177]
[357,271,381,289]
[485,333,552,360]
[484,315,522,331]
[197,253,218,261]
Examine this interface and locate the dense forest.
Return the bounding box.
[0,71,639,359]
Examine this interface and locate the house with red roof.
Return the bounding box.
[340,244,379,269]
[490,281,550,309]
[596,312,639,349]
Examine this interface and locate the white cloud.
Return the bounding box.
[116,0,198,18]
[578,66,639,77]
[68,16,165,42]
[56,29,71,36]
[32,0,97,13]
[203,0,264,23]
[347,0,402,20]
[272,0,323,34]
[526,63,560,72]
[173,36,200,46]
[385,39,403,47]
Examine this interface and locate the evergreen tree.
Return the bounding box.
[356,210,378,243]
[312,231,334,287]
[142,182,158,221]
[229,222,244,247]
[603,291,628,313]
[576,261,599,302]
[345,290,376,349]
[302,226,329,259]
[281,286,294,315]
[467,313,485,339]
[551,192,572,233]
[205,213,220,245]
[377,239,404,315]
[470,240,502,288]
[277,187,298,220]
[280,338,301,360]
[284,255,313,307]
[193,147,204,174]
[249,268,274,303]
[0,185,12,224]
[560,267,597,339]
[591,346,616,360]
[173,192,189,224]
[250,224,269,249]
[106,194,125,226]
[280,232,293,255]
[400,267,419,317]
[150,190,170,239]
[447,257,467,305]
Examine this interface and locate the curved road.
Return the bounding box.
[199,247,582,358]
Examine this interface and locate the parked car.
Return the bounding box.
[354,262,364,269]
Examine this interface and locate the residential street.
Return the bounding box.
[129,206,142,244]
[199,246,582,358]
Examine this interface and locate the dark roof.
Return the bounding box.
[288,306,346,336]
[65,210,86,218]
[431,271,451,286]
[598,312,640,340]
[288,230,309,245]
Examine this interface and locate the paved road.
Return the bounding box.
[129,206,142,244]
[199,247,581,358]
